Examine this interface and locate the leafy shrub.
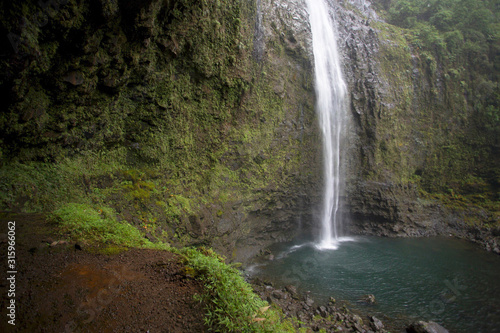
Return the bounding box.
[180,247,294,332]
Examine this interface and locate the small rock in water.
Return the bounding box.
[406,320,449,333]
[285,284,297,294]
[360,294,376,304]
[370,316,384,331]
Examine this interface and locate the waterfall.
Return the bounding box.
[306,0,348,250]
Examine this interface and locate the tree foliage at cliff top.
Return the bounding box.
[383,0,499,86]
[374,0,500,194]
[383,0,499,115]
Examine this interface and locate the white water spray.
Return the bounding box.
[306,0,348,250]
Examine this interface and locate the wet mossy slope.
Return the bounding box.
[0,0,320,260]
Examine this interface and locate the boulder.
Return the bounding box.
[370,316,384,331]
[406,321,449,333]
[361,294,376,304]
[285,284,300,300]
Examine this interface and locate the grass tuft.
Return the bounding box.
[50,202,169,249]
[180,247,294,332]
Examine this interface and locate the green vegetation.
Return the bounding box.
[45,200,294,332]
[48,200,296,332]
[45,198,296,331]
[51,203,126,244]
[381,0,500,133]
[383,0,499,85]
[0,0,496,328]
[50,202,168,249]
[0,0,318,252]
[368,0,500,219]
[180,247,295,332]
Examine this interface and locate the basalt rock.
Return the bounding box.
[406,321,449,333]
[328,0,498,250]
[252,280,389,332]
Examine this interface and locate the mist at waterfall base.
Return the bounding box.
[249,237,500,333]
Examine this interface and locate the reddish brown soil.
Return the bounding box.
[0,213,208,333]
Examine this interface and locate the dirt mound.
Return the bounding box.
[0,213,207,333]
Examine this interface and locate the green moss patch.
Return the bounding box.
[50,202,168,249]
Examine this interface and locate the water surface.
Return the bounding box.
[250,237,500,333]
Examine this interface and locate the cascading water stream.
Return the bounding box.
[306,0,348,250]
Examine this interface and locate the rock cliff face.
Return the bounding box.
[0,0,322,261]
[0,0,498,259]
[331,0,499,251]
[260,0,498,252]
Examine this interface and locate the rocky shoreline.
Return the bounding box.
[348,212,500,256]
[251,278,450,333]
[345,181,500,256]
[252,279,390,333]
